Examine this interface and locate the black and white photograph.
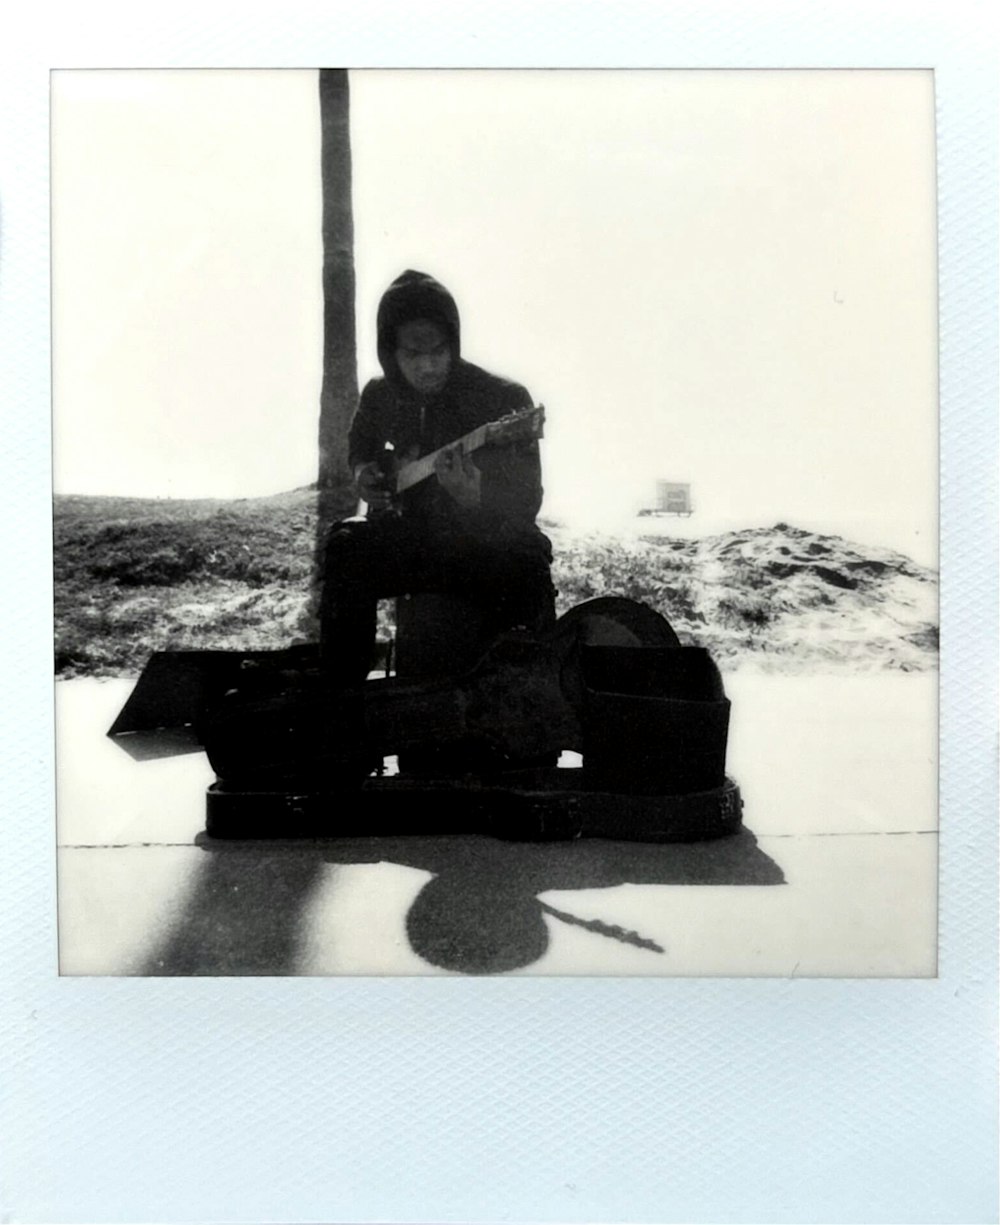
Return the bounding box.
[52,67,939,978]
[5,2,996,1220]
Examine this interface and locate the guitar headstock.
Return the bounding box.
[483,404,545,446]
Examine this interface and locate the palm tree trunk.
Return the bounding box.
[309,68,359,632]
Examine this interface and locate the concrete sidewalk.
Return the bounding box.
[55,672,938,977]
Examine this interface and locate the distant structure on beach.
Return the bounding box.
[638,480,693,518]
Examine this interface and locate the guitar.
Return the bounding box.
[368,404,545,511]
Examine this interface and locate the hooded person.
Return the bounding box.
[319,270,554,687]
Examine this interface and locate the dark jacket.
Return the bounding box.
[348,271,548,551]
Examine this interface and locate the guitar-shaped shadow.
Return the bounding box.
[141,827,783,976]
[329,828,785,973]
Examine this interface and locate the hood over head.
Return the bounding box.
[376,270,461,389]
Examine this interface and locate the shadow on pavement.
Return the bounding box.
[142,826,783,976]
[141,849,327,976]
[345,830,783,973]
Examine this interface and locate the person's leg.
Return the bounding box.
[435,535,555,638]
[319,516,428,685]
[320,518,554,685]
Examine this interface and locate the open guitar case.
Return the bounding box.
[108,597,743,843]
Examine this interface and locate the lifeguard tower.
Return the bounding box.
[639,480,694,518]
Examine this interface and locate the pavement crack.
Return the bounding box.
[761,829,937,839]
[59,842,198,849]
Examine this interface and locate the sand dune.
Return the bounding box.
[54,490,937,677]
[546,519,938,674]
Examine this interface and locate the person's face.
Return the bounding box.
[394,319,452,395]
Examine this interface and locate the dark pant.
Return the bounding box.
[318,515,555,686]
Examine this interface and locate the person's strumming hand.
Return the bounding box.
[434,445,482,509]
[354,461,394,512]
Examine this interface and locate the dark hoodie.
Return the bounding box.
[348,271,548,550]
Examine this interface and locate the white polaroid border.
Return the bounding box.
[2,3,996,1223]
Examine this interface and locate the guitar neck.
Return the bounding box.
[394,421,492,494]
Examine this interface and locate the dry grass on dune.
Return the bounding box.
[54,490,319,677]
[546,521,938,673]
[53,491,938,678]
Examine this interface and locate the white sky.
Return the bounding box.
[51,68,938,565]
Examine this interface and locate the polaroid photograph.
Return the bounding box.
[52,67,938,979]
[4,5,996,1224]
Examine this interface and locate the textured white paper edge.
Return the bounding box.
[1,3,996,1223]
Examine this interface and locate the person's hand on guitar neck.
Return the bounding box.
[434,444,482,509]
